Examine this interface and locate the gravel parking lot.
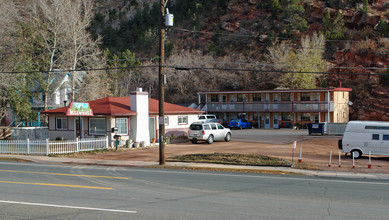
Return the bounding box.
[80,129,389,174]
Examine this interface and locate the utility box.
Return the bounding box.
[165,13,174,26]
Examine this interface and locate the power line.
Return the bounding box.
[0,65,386,76]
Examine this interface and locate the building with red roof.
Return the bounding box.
[41,88,204,146]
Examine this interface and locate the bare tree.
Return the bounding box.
[60,0,102,102]
[29,0,66,113]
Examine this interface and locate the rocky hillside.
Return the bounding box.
[92,0,389,121]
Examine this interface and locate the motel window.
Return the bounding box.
[210,95,219,102]
[281,113,292,121]
[300,93,311,101]
[116,118,128,135]
[300,113,311,121]
[281,93,291,101]
[383,135,389,141]
[372,134,380,140]
[252,94,261,102]
[237,94,244,102]
[178,116,188,125]
[56,118,68,130]
[89,118,106,135]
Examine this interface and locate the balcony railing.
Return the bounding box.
[204,101,334,113]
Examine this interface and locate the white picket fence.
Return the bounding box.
[0,136,109,155]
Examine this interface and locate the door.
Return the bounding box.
[149,117,156,141]
[264,114,270,129]
[273,113,279,129]
[74,117,84,139]
[370,133,382,154]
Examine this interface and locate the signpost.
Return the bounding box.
[291,141,297,167]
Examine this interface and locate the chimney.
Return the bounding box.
[130,88,150,146]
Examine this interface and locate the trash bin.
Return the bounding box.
[307,123,324,135]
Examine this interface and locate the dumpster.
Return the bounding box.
[307,123,324,135]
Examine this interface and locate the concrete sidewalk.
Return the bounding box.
[1,154,389,180]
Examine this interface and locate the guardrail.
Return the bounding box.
[0,136,109,155]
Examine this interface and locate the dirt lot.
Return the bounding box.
[79,136,389,174]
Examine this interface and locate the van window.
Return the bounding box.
[372,134,380,140]
[365,126,389,130]
[383,135,389,141]
[204,124,211,130]
[199,116,206,120]
[207,115,216,119]
[210,124,217,130]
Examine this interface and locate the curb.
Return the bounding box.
[1,154,389,180]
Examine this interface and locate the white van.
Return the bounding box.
[339,121,389,158]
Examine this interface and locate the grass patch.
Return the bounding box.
[167,153,291,167]
[146,165,303,175]
[48,149,114,157]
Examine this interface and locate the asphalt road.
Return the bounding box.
[0,161,389,219]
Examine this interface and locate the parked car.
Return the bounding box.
[228,119,252,129]
[209,118,229,128]
[197,114,217,122]
[188,122,231,144]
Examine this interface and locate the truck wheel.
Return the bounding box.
[351,149,362,159]
[206,135,214,144]
[224,133,231,142]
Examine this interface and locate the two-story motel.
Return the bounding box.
[196,87,352,129]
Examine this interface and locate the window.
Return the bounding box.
[301,93,310,101]
[365,126,389,130]
[164,116,169,126]
[281,93,291,101]
[301,113,311,121]
[281,113,292,121]
[237,94,244,102]
[383,135,389,141]
[210,95,219,102]
[116,118,128,135]
[56,118,68,130]
[372,134,380,140]
[252,94,261,101]
[204,124,211,130]
[217,124,223,129]
[178,116,188,125]
[89,118,106,135]
[210,124,217,130]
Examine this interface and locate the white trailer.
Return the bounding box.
[338,121,389,158]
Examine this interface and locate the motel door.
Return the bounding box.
[264,114,270,129]
[273,113,279,129]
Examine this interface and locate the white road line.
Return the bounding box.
[0,200,137,214]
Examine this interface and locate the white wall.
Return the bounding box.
[130,89,150,146]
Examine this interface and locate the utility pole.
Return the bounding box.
[158,0,166,165]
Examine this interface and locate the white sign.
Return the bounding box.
[292,141,297,152]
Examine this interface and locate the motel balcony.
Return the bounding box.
[203,101,335,113]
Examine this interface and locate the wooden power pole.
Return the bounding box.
[159,0,166,165]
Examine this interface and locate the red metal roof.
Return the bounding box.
[41,97,204,116]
